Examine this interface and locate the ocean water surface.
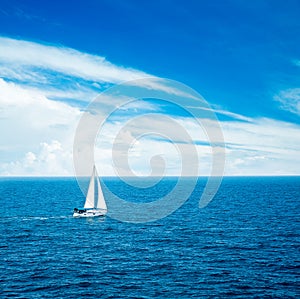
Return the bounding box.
[0,176,299,298]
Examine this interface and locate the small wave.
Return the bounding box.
[20,215,70,221]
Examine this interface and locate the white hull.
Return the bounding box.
[73,208,107,218]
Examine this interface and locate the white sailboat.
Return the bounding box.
[73,165,107,217]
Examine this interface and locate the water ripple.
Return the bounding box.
[0,176,299,298]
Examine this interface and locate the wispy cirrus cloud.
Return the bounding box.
[0,36,150,105]
[0,36,195,103]
[0,36,149,84]
[274,88,300,116]
[274,59,300,116]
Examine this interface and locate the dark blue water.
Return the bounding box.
[0,177,299,298]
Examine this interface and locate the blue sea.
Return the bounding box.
[0,176,299,298]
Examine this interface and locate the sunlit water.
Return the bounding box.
[0,177,299,298]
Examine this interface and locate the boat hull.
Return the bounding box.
[73,208,107,218]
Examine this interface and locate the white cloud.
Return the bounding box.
[0,36,299,176]
[0,78,81,128]
[222,117,300,175]
[94,111,300,176]
[0,140,72,176]
[0,78,81,174]
[2,78,300,176]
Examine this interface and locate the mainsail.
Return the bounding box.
[84,166,106,210]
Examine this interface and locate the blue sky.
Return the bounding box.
[0,0,300,176]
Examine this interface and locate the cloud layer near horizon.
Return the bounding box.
[0,36,300,176]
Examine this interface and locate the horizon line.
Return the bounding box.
[0,174,299,178]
